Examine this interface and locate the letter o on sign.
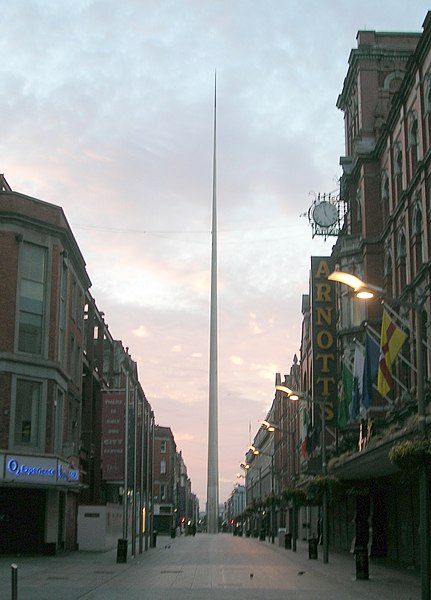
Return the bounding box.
[316,330,334,350]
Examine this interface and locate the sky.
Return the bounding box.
[1,1,429,507]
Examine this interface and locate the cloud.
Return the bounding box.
[132,325,150,338]
[1,0,429,506]
[230,356,244,366]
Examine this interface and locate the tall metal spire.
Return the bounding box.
[206,71,219,534]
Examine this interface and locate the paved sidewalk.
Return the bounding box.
[0,533,420,599]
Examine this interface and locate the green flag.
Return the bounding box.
[339,364,352,428]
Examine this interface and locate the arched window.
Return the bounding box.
[408,112,419,174]
[393,144,403,202]
[396,227,407,290]
[412,200,424,270]
[383,241,393,296]
[381,171,390,219]
[355,187,362,230]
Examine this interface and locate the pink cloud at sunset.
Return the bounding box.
[0,0,428,506]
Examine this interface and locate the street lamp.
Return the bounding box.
[276,384,329,563]
[329,270,429,599]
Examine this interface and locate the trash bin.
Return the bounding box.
[285,533,292,549]
[278,528,286,547]
[170,527,176,538]
[259,529,265,541]
[308,537,318,559]
[152,531,158,547]
[116,538,128,563]
[355,546,369,580]
[43,543,56,556]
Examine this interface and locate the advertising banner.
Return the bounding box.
[101,391,125,481]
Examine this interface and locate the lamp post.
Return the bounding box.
[276,385,329,563]
[329,270,429,599]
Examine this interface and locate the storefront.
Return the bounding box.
[0,453,81,554]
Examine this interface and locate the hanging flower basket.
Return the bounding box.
[281,488,306,505]
[306,475,340,504]
[388,438,431,471]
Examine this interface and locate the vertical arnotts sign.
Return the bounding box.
[311,257,337,424]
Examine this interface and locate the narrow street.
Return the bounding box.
[0,534,420,600]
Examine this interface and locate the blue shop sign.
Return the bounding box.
[2,455,80,485]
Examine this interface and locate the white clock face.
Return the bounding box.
[312,201,338,227]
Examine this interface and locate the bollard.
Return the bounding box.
[11,563,18,600]
[355,546,369,580]
[116,538,128,563]
[308,537,318,559]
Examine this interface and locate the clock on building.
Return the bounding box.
[312,200,338,227]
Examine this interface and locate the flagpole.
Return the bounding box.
[207,71,219,534]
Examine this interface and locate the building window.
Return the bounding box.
[160,460,166,475]
[160,440,167,453]
[160,484,167,501]
[58,262,67,363]
[71,277,77,322]
[396,228,407,290]
[18,243,46,354]
[393,143,403,203]
[412,202,424,271]
[355,187,362,229]
[383,241,393,296]
[54,388,64,455]
[381,171,390,219]
[408,112,419,174]
[14,379,42,448]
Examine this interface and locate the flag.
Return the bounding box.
[300,409,309,457]
[306,426,320,454]
[338,363,353,428]
[362,332,380,409]
[377,309,408,397]
[351,342,364,420]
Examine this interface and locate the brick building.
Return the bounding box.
[0,178,163,555]
[0,180,90,552]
